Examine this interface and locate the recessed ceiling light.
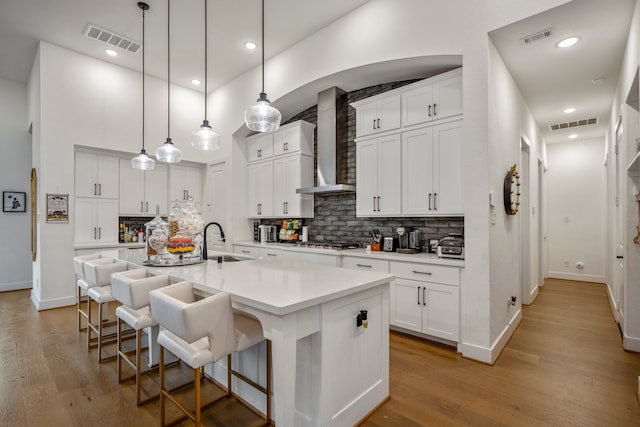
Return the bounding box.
[244,41,257,50]
[191,79,201,86]
[557,36,579,48]
[563,107,576,114]
[105,49,118,57]
[568,134,578,139]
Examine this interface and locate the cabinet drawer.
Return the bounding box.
[260,248,282,259]
[390,261,459,286]
[342,257,389,273]
[234,245,260,257]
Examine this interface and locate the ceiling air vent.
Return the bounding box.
[521,28,554,45]
[84,24,141,53]
[549,117,599,131]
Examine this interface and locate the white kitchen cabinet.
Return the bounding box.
[75,152,119,198]
[273,154,314,217]
[356,134,401,216]
[402,120,463,216]
[402,68,462,127]
[119,159,167,216]
[273,120,314,157]
[389,261,460,342]
[169,164,202,205]
[248,161,274,217]
[352,93,401,138]
[74,197,119,244]
[247,132,274,162]
[342,256,389,273]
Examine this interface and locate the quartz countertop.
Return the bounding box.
[100,248,395,316]
[233,241,465,267]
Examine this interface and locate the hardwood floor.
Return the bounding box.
[1,279,639,426]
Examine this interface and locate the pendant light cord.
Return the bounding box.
[167,0,171,139]
[204,0,208,120]
[261,0,265,94]
[142,5,146,150]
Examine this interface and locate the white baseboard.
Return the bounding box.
[0,280,32,292]
[461,309,522,365]
[547,271,604,283]
[30,291,75,311]
[623,333,640,353]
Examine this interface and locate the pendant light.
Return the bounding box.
[131,2,155,170]
[244,0,281,132]
[191,0,220,150]
[155,0,182,163]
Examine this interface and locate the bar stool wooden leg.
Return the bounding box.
[160,345,166,427]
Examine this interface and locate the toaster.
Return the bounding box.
[436,234,464,259]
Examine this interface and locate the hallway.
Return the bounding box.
[0,279,639,426]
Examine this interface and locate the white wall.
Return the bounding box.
[605,0,640,351]
[547,139,606,283]
[0,78,31,291]
[486,38,547,360]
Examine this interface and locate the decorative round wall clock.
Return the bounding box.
[503,163,521,215]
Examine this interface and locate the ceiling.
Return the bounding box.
[490,0,636,144]
[0,0,636,146]
[0,0,369,91]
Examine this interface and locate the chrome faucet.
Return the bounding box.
[203,222,226,260]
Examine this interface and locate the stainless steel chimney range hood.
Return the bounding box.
[296,87,355,194]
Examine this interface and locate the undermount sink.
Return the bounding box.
[215,255,253,263]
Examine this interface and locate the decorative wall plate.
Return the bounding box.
[503,163,520,215]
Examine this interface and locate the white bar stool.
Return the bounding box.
[83,257,129,363]
[111,268,170,406]
[73,253,104,332]
[149,281,271,427]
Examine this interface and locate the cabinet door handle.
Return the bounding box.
[373,196,376,211]
[428,193,433,210]
[377,118,380,129]
[94,227,97,239]
[372,119,376,130]
[377,196,381,212]
[267,253,277,257]
[434,193,437,210]
[428,105,432,117]
[433,103,437,116]
[423,287,427,306]
[417,286,421,305]
[98,227,101,239]
[356,263,372,268]
[98,183,102,196]
[146,201,149,212]
[94,183,97,196]
[140,201,143,212]
[241,250,250,254]
[412,270,432,275]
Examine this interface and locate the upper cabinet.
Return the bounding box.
[119,159,168,216]
[75,152,119,199]
[273,120,315,156]
[247,133,274,162]
[352,93,401,138]
[169,163,203,206]
[402,68,462,127]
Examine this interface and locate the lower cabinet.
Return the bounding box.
[74,197,119,244]
[389,261,460,342]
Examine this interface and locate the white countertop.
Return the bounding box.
[234,241,465,267]
[101,248,395,316]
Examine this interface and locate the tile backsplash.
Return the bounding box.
[259,79,464,247]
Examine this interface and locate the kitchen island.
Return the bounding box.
[100,248,394,427]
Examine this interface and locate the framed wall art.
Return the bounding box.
[46,193,69,223]
[3,191,26,212]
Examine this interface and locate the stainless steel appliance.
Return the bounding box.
[383,236,397,252]
[409,231,421,250]
[396,227,421,254]
[436,234,464,259]
[259,225,277,243]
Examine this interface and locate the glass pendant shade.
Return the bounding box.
[155,138,182,163]
[245,92,282,132]
[131,148,155,170]
[191,120,220,150]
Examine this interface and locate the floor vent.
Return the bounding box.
[84,24,140,53]
[521,28,554,45]
[549,117,599,131]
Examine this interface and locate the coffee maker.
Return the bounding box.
[409,231,421,251]
[396,227,421,254]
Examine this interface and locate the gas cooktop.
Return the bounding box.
[295,241,360,250]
